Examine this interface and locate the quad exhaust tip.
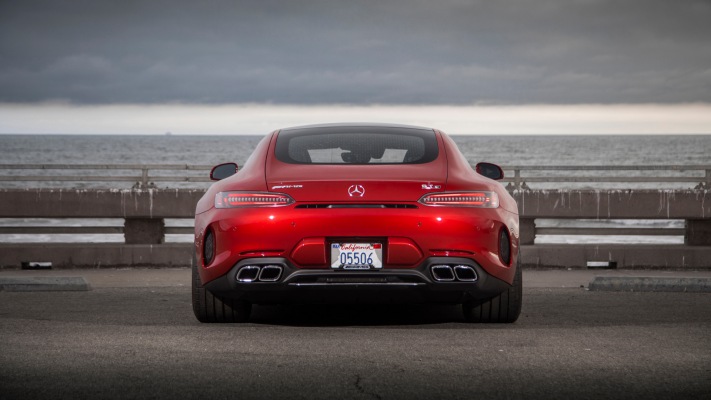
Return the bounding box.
[431,264,478,282]
[258,265,283,282]
[236,265,283,282]
[431,265,455,281]
[453,265,478,281]
[236,266,260,282]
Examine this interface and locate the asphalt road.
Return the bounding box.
[1,282,710,399]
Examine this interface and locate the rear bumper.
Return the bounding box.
[204,257,512,305]
[196,204,520,286]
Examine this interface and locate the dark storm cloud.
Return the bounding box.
[1,0,710,104]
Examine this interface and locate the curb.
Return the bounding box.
[589,276,711,293]
[0,277,91,292]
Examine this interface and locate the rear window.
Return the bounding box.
[275,126,439,164]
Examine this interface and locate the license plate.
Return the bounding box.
[330,242,383,269]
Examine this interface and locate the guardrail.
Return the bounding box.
[0,189,204,268]
[0,226,193,235]
[1,164,710,189]
[0,164,213,189]
[501,165,711,190]
[514,190,711,268]
[1,188,710,269]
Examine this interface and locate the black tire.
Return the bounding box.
[192,254,251,323]
[463,258,522,323]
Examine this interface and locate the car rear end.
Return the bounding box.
[195,125,520,315]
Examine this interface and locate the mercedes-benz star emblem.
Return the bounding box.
[348,184,365,197]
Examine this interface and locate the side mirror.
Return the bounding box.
[475,162,504,180]
[210,163,238,181]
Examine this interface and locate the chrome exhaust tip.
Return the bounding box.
[431,265,455,282]
[236,266,260,282]
[258,265,283,282]
[454,265,478,282]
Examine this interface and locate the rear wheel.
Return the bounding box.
[463,258,522,323]
[192,254,251,323]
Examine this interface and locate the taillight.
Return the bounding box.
[215,192,294,208]
[419,192,499,208]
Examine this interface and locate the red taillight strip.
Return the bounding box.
[419,192,499,208]
[215,192,294,208]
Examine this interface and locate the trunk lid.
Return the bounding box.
[266,163,447,203]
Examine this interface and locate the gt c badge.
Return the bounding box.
[422,183,441,190]
[348,184,365,197]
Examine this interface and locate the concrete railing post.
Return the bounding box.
[519,218,536,245]
[124,218,165,244]
[141,168,149,187]
[514,169,521,190]
[685,219,711,246]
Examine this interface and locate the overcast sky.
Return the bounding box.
[1,0,710,134]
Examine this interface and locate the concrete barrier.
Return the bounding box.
[1,188,710,269]
[589,276,711,292]
[0,276,91,291]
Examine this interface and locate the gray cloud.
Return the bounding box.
[1,0,710,104]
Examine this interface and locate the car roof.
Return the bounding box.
[279,122,434,132]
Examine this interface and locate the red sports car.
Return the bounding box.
[192,124,521,323]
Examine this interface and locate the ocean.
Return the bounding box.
[2,134,710,171]
[1,134,710,244]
